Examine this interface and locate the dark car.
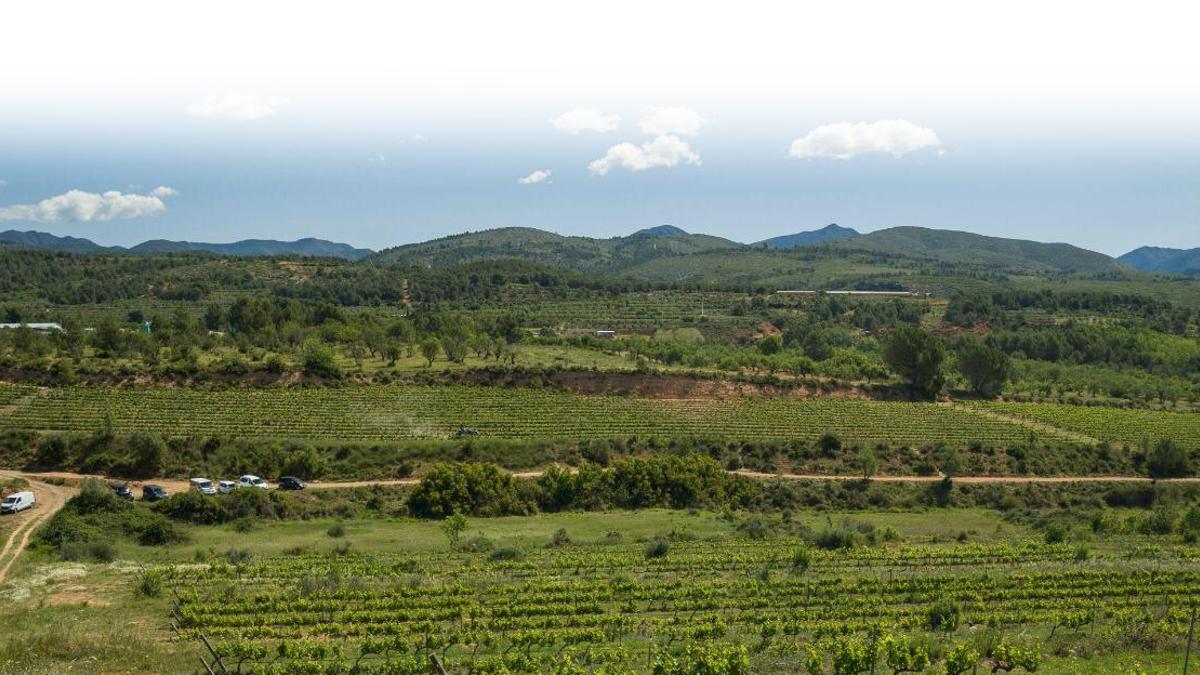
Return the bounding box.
[455,427,480,437]
[111,484,134,500]
[142,485,169,501]
[277,476,307,491]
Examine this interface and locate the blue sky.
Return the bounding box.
[1,1,1198,256]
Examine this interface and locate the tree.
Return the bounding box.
[1147,438,1192,478]
[957,338,1011,397]
[440,513,468,548]
[419,337,441,367]
[883,326,946,399]
[853,445,878,480]
[758,334,782,355]
[301,340,342,378]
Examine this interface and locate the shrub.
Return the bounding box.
[548,528,571,548]
[488,547,525,562]
[1044,524,1067,544]
[326,523,347,538]
[644,539,670,559]
[791,547,813,574]
[60,540,117,563]
[814,528,860,550]
[137,569,164,598]
[1147,439,1192,478]
[926,600,960,631]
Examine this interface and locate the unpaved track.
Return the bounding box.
[5,468,1195,497]
[0,471,75,585]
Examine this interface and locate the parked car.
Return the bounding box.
[0,491,35,514]
[142,485,169,501]
[277,476,307,491]
[111,483,134,500]
[217,480,237,494]
[456,427,481,437]
[189,477,216,495]
[239,475,270,490]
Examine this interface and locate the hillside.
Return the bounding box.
[755,223,860,249]
[128,237,373,260]
[0,230,372,260]
[828,226,1124,274]
[0,230,120,254]
[369,226,743,274]
[1120,246,1200,275]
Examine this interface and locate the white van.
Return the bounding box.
[1,491,35,514]
[189,478,216,495]
[239,475,270,490]
[217,480,236,494]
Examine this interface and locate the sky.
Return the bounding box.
[1,1,1198,256]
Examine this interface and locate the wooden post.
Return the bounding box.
[199,656,217,675]
[200,633,227,674]
[430,653,449,675]
[1185,606,1197,675]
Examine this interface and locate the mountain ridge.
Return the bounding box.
[1119,246,1200,276]
[0,230,373,260]
[755,224,860,249]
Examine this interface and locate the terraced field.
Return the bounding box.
[966,401,1200,450]
[169,538,1200,673]
[0,384,1038,446]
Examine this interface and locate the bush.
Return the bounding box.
[548,528,571,548]
[488,546,525,562]
[1147,439,1192,478]
[644,539,670,559]
[60,540,117,563]
[408,463,533,518]
[137,569,164,598]
[791,547,813,574]
[814,528,860,550]
[326,523,347,538]
[926,600,960,631]
[1044,524,1067,544]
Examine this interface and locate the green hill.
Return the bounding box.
[1120,246,1200,276]
[369,226,743,274]
[828,226,1124,274]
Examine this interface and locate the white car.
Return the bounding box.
[1,491,34,514]
[217,480,237,494]
[239,475,270,490]
[189,478,216,495]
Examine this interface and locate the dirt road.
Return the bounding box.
[0,471,76,585]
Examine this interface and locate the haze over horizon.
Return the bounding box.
[2,1,1198,257]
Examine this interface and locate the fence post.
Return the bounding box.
[430,653,449,675]
[1185,605,1197,675]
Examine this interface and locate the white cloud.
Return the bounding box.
[150,185,178,198]
[0,187,175,223]
[186,92,289,121]
[788,120,941,160]
[639,107,705,136]
[552,108,619,135]
[517,169,552,185]
[588,135,701,175]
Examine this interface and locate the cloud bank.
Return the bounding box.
[0,187,176,223]
[639,107,705,136]
[517,169,552,185]
[588,135,701,175]
[788,120,941,159]
[552,108,619,134]
[186,93,289,121]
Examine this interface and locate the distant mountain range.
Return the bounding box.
[369,224,1127,279]
[0,230,373,260]
[1119,246,1200,276]
[7,225,1191,281]
[755,224,860,249]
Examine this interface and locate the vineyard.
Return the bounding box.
[966,401,1200,450]
[0,384,1047,446]
[166,536,1200,673]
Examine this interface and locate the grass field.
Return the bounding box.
[0,384,1053,447]
[4,508,1192,673]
